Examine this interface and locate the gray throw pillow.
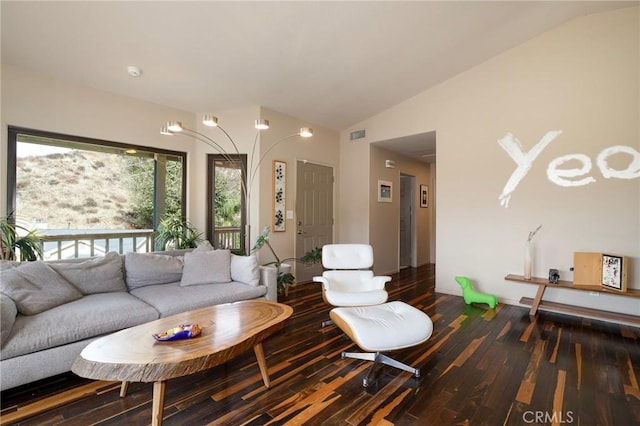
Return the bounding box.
[181,250,231,286]
[0,261,83,315]
[125,252,184,289]
[49,251,126,294]
[230,254,260,286]
[1,293,18,346]
[0,260,19,271]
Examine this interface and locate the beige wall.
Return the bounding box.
[338,136,370,243]
[0,68,340,274]
[342,7,640,314]
[253,107,340,271]
[369,145,432,275]
[1,65,196,218]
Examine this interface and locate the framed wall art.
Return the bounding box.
[601,254,627,291]
[378,180,392,203]
[273,160,286,231]
[420,185,429,208]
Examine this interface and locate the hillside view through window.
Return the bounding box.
[7,127,186,257]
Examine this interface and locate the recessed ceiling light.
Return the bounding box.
[127,66,142,77]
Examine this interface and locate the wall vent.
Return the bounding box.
[350,129,366,140]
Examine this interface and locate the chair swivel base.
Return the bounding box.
[341,351,420,387]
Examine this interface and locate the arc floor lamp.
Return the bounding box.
[161,115,313,255]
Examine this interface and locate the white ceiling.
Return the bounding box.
[2,1,635,162]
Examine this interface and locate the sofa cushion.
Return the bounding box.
[0,261,83,315]
[49,252,126,295]
[0,294,17,347]
[0,260,19,271]
[180,250,231,286]
[230,254,260,287]
[0,292,159,360]
[195,240,215,251]
[125,252,184,289]
[130,281,267,317]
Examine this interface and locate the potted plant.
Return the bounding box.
[154,214,203,251]
[252,226,322,295]
[0,213,43,261]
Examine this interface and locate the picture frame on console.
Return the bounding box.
[601,254,624,291]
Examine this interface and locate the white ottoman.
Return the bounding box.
[330,301,433,387]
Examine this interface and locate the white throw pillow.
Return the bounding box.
[180,250,231,286]
[230,254,260,287]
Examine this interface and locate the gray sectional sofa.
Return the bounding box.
[0,246,278,391]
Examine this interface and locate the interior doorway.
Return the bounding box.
[295,161,334,283]
[399,174,416,268]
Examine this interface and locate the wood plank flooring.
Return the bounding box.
[2,265,639,425]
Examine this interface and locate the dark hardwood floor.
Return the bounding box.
[2,265,639,425]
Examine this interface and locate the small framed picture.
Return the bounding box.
[378,180,392,203]
[420,185,429,208]
[601,254,624,291]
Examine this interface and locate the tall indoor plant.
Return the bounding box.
[252,226,322,295]
[0,213,43,261]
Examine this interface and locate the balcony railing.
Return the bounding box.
[213,226,242,251]
[35,226,243,260]
[40,230,155,260]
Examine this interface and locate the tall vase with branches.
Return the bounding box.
[524,224,542,280]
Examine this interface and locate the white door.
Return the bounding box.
[295,161,333,283]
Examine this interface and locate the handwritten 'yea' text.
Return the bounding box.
[498,131,640,207]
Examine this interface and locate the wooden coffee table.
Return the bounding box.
[72,299,293,426]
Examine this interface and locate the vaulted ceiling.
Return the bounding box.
[2,1,634,161]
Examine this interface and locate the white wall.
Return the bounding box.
[341,7,640,315]
[1,64,196,218]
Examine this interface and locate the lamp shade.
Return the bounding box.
[299,127,313,138]
[254,119,270,130]
[160,126,173,135]
[167,121,183,132]
[203,115,218,127]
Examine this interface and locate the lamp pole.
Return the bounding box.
[161,118,312,255]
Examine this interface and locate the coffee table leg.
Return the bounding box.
[253,343,270,388]
[120,381,129,397]
[151,381,166,426]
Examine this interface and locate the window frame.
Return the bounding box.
[6,126,188,230]
[207,153,247,254]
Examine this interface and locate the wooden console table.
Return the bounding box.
[504,274,640,327]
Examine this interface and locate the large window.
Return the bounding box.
[7,127,186,258]
[207,153,246,254]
